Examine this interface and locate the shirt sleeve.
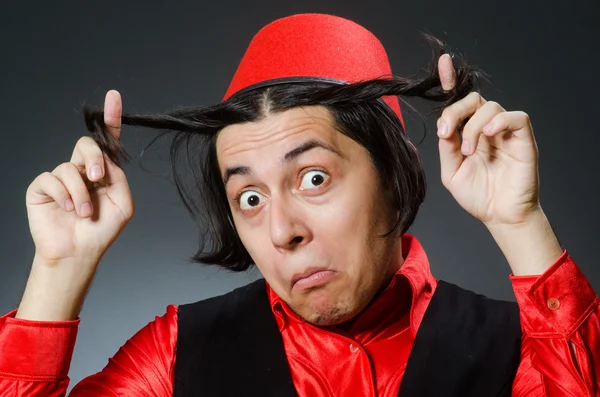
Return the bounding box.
[0,305,179,397]
[509,251,600,396]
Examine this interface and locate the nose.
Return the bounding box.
[269,193,311,251]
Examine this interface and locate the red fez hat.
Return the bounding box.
[223,13,404,127]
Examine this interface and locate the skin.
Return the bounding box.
[216,106,404,325]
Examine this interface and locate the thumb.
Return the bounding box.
[438,54,456,91]
[104,90,122,142]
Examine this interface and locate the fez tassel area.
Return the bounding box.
[436,54,563,277]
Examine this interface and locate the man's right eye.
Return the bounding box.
[238,191,265,210]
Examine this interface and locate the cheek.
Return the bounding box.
[315,184,380,241]
[307,199,378,279]
[235,221,286,283]
[236,225,266,263]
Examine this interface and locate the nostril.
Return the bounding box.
[291,236,303,244]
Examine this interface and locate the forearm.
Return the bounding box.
[16,255,99,321]
[485,208,563,276]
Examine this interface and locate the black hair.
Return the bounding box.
[83,34,485,272]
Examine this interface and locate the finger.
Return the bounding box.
[438,54,456,91]
[102,152,135,219]
[52,162,94,218]
[70,136,105,182]
[437,92,486,139]
[27,172,75,212]
[483,111,535,144]
[104,90,122,141]
[438,124,464,187]
[460,101,505,155]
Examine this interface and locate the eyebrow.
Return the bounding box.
[223,139,343,186]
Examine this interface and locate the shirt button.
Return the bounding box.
[547,297,560,311]
[349,343,359,353]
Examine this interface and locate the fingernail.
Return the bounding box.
[65,198,74,211]
[80,202,92,217]
[461,140,471,154]
[91,165,102,180]
[438,123,448,137]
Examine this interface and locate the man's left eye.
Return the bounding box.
[299,170,328,190]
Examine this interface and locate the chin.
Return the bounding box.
[308,308,354,326]
[294,290,358,326]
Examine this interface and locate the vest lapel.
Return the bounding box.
[174,279,297,397]
[224,279,298,397]
[397,280,521,397]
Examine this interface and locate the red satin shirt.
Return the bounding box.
[0,234,598,396]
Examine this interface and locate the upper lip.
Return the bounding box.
[291,267,331,287]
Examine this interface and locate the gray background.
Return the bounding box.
[1,0,598,391]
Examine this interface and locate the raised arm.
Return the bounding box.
[435,54,599,396]
[0,90,141,395]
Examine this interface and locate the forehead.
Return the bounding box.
[216,106,341,168]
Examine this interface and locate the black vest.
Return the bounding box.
[174,279,521,397]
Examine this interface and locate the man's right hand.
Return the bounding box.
[16,90,135,321]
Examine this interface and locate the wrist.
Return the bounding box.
[16,256,100,321]
[485,209,564,276]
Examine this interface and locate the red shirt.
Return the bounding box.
[0,234,598,396]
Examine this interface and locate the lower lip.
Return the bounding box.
[294,270,336,291]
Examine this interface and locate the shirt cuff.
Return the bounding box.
[510,250,599,337]
[0,309,80,381]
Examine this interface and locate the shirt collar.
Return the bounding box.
[266,233,437,338]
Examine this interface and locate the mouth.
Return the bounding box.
[291,267,337,291]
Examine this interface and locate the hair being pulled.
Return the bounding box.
[82,34,486,271]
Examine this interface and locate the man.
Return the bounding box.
[0,13,598,396]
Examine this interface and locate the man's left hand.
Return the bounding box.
[436,54,540,228]
[435,54,563,276]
